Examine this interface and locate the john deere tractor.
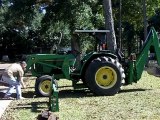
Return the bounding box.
[25,27,160,97]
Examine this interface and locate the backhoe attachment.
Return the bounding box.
[127,27,160,84]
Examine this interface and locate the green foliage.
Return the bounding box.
[40,0,104,51]
[0,0,160,58]
[0,1,9,33]
[111,0,160,54]
[149,8,160,31]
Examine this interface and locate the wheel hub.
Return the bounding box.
[95,66,117,89]
[103,75,108,79]
[40,80,51,94]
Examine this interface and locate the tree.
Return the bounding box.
[41,0,100,51]
[103,0,117,52]
[1,0,160,59]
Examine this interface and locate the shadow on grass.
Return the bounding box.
[0,92,5,98]
[12,89,92,114]
[9,88,152,114]
[0,87,152,100]
[58,89,94,98]
[22,91,35,98]
[58,88,151,98]
[15,101,48,113]
[25,86,35,89]
[30,102,48,113]
[21,85,94,98]
[119,88,151,94]
[20,87,152,99]
[8,91,36,99]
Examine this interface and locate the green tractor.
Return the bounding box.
[25,27,160,97]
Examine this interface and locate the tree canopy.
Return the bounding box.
[0,0,160,60]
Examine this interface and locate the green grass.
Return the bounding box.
[2,71,160,120]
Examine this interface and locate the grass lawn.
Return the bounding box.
[1,71,160,120]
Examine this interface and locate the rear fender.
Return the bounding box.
[80,52,117,76]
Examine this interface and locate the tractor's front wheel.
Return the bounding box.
[35,75,52,97]
[85,56,125,96]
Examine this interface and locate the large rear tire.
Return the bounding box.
[85,56,125,96]
[35,75,52,97]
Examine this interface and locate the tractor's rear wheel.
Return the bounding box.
[85,56,125,96]
[35,75,52,97]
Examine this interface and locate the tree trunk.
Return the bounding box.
[103,0,117,52]
[71,34,81,68]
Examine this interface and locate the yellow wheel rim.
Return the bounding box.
[39,80,51,95]
[95,66,117,89]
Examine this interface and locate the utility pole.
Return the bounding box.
[143,0,147,41]
[119,0,122,49]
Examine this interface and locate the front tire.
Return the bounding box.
[85,56,125,96]
[35,75,52,97]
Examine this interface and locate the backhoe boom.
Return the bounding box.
[127,27,160,84]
